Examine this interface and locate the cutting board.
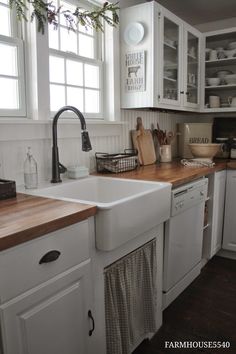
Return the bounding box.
[131,129,143,164]
[131,117,156,165]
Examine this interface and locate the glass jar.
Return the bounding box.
[216,138,230,158]
[24,147,38,189]
[230,138,236,159]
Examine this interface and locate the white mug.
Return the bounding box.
[159,145,172,163]
[209,49,218,61]
[228,96,236,107]
[209,96,220,108]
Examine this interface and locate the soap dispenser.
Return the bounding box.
[24,147,38,189]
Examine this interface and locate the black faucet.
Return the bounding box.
[51,106,92,183]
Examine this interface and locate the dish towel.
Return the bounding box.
[104,239,157,354]
[181,158,215,168]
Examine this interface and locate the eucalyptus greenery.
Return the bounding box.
[9,0,119,34]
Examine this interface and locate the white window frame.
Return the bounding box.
[48,0,104,119]
[0,0,120,122]
[49,48,103,118]
[0,34,26,117]
[0,0,26,117]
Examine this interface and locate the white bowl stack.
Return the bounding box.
[225,74,236,85]
[206,77,221,86]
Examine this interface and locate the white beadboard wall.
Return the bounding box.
[0,126,122,185]
[121,110,180,157]
[0,110,214,185]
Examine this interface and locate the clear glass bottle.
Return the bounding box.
[24,147,38,189]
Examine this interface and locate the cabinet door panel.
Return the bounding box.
[0,262,92,354]
[20,282,85,354]
[184,25,201,109]
[159,8,182,107]
[223,170,236,251]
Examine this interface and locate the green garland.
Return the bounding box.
[9,0,119,34]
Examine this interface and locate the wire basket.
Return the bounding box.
[95,149,139,173]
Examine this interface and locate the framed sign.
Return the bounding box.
[125,50,146,92]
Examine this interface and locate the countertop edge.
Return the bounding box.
[0,193,97,252]
[170,163,226,187]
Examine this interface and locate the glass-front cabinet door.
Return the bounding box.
[184,26,201,108]
[159,8,182,107]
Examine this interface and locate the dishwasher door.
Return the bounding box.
[163,201,205,293]
[163,178,208,304]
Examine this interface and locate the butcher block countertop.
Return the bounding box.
[1,160,233,252]
[227,160,236,169]
[0,193,96,251]
[97,160,228,187]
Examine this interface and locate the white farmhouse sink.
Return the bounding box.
[29,176,171,251]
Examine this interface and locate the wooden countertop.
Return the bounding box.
[0,193,96,251]
[1,159,233,252]
[97,160,228,187]
[227,161,236,169]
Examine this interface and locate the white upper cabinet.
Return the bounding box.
[120,2,202,111]
[201,28,236,112]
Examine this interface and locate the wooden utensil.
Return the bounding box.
[134,117,156,165]
[166,131,175,145]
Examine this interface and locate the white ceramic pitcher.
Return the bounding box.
[228,96,236,107]
[159,145,172,162]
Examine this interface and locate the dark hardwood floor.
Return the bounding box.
[133,256,236,353]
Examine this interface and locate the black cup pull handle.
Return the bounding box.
[88,310,95,336]
[39,250,61,264]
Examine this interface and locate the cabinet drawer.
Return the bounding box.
[0,220,90,302]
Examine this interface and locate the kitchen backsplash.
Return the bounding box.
[0,110,213,186]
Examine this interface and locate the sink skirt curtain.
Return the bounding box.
[104,239,158,354]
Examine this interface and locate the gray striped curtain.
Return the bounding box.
[104,239,157,354]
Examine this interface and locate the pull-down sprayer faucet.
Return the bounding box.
[51,106,92,183]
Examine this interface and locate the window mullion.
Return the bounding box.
[64,58,67,105]
[82,62,85,112]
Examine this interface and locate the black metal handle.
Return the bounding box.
[180,91,184,94]
[185,92,190,95]
[39,250,61,264]
[58,162,67,174]
[88,310,95,336]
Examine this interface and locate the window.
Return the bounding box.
[0,0,26,116]
[49,0,103,117]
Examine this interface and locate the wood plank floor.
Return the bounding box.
[133,256,236,353]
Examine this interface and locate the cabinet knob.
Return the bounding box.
[39,250,61,264]
[88,310,95,336]
[180,91,184,94]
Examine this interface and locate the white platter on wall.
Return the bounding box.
[124,22,144,46]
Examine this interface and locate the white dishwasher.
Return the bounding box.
[163,178,208,309]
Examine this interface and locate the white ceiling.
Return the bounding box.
[119,0,236,25]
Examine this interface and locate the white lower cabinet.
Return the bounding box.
[0,221,95,354]
[210,170,226,257]
[223,170,236,251]
[202,170,226,261]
